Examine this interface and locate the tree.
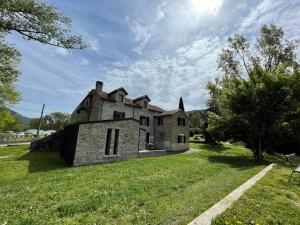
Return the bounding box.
[43,112,70,131]
[0,0,85,49]
[0,35,21,107]
[29,117,41,130]
[178,97,185,111]
[0,107,15,129]
[207,25,300,161]
[29,112,70,131]
[2,115,24,131]
[0,0,86,113]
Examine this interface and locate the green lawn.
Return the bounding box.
[0,143,295,224]
[212,153,300,225]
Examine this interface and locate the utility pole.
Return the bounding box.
[37,104,45,138]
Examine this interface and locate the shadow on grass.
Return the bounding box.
[206,155,270,169]
[18,151,66,173]
[199,143,231,152]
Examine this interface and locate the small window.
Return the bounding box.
[177,134,186,143]
[117,94,124,102]
[143,101,148,108]
[146,133,150,143]
[157,117,163,126]
[140,116,149,126]
[85,99,90,107]
[113,129,119,155]
[105,129,112,155]
[113,111,125,120]
[177,118,185,126]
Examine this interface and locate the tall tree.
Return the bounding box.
[207,25,300,161]
[43,112,70,131]
[0,107,15,129]
[29,112,70,131]
[0,0,85,127]
[0,35,20,107]
[0,0,85,49]
[178,97,185,111]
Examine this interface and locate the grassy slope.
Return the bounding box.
[212,154,300,225]
[0,144,275,225]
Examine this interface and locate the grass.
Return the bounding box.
[0,143,296,224]
[212,153,300,225]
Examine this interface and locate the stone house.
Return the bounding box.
[66,81,189,166]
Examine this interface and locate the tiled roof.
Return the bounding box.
[95,90,171,113]
[108,87,128,95]
[148,104,165,113]
[160,109,182,116]
[133,95,151,102]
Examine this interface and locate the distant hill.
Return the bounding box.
[9,109,32,127]
[186,109,207,116]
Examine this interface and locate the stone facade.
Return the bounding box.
[69,81,189,165]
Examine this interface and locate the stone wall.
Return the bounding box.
[73,118,142,166]
[154,110,189,151]
[30,131,64,152]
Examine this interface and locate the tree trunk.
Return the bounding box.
[253,135,263,161]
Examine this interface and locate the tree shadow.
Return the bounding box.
[200,143,231,152]
[206,155,270,169]
[18,151,66,173]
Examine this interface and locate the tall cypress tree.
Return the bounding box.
[179,97,185,111]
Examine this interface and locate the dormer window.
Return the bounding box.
[117,94,124,103]
[143,101,148,108]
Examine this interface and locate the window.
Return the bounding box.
[146,132,150,143]
[177,134,186,143]
[140,116,149,126]
[143,101,148,108]
[157,117,163,126]
[117,94,124,102]
[105,129,112,155]
[113,111,125,120]
[85,98,90,107]
[113,129,119,155]
[177,118,186,126]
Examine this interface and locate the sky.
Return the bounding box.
[8,0,300,117]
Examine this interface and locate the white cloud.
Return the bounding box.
[88,38,100,51]
[102,36,224,110]
[126,17,153,55]
[55,48,70,56]
[79,57,90,65]
[155,1,167,22]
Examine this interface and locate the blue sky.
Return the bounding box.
[8,0,300,117]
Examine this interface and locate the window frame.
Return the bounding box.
[117,94,124,103]
[140,116,150,126]
[177,118,186,126]
[177,134,186,144]
[157,117,163,126]
[113,111,125,120]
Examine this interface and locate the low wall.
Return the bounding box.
[30,131,64,152]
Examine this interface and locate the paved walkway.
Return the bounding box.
[0,142,31,147]
[188,163,274,225]
[182,149,202,154]
[0,155,15,159]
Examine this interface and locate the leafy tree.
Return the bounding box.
[0,35,20,107]
[29,117,41,130]
[0,0,85,49]
[43,112,70,131]
[207,25,300,161]
[0,107,15,129]
[2,115,24,131]
[29,112,70,131]
[0,0,85,123]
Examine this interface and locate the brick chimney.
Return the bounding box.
[95,81,103,93]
